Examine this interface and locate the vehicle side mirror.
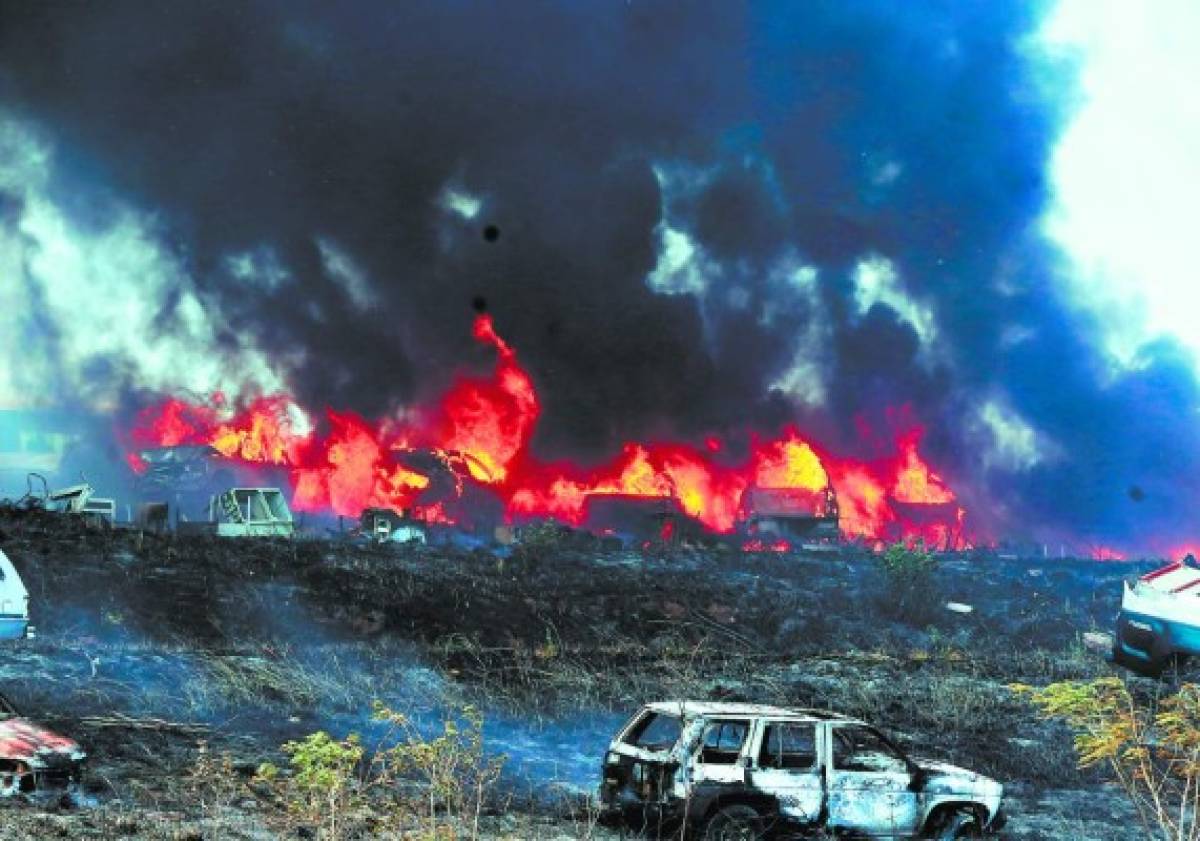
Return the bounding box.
[737,755,753,768]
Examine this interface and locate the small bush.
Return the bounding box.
[1014,677,1200,841]
[258,730,364,839]
[875,541,940,624]
[370,701,506,839]
[186,741,246,817]
[511,520,574,569]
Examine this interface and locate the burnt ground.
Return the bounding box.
[0,509,1155,839]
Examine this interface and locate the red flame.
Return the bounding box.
[892,429,954,504]
[434,314,539,483]
[127,314,971,545]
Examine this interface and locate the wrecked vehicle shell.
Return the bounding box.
[177,488,295,537]
[44,482,117,526]
[210,488,294,538]
[0,694,86,798]
[1112,557,1200,675]
[0,549,31,641]
[600,701,1003,839]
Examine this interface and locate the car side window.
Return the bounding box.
[832,726,908,773]
[759,723,817,770]
[698,720,749,765]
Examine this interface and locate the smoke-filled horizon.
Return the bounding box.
[1,1,1196,553]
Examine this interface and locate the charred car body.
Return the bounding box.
[0,552,84,798]
[0,692,86,799]
[1112,556,1200,676]
[601,701,1003,839]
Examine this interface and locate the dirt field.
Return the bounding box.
[0,510,1149,839]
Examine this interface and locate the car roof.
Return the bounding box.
[643,700,863,724]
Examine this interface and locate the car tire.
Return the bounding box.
[930,810,982,839]
[702,804,766,841]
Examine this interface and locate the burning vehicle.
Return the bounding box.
[134,444,236,493]
[360,507,428,544]
[1112,555,1200,676]
[0,549,31,642]
[385,447,505,534]
[601,701,1004,839]
[133,444,291,522]
[0,691,86,800]
[737,484,840,550]
[581,493,705,547]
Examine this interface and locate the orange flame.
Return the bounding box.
[128,315,970,545]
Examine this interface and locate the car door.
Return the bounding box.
[691,718,752,786]
[826,724,920,838]
[748,719,823,827]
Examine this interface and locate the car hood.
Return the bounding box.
[0,718,85,765]
[913,757,1001,795]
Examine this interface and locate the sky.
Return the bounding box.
[0,0,1198,553]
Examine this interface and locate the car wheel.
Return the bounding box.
[931,810,982,839]
[702,804,766,841]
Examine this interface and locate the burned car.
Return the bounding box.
[0,692,86,799]
[601,701,1004,839]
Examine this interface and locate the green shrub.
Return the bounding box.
[258,731,364,839]
[511,519,573,568]
[875,541,940,624]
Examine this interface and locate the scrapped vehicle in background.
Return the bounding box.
[600,701,1004,839]
[0,549,31,642]
[42,481,118,526]
[0,691,86,799]
[360,507,428,544]
[177,487,295,538]
[1112,555,1200,676]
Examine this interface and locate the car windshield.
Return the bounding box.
[624,711,682,751]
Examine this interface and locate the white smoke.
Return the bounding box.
[0,112,288,410]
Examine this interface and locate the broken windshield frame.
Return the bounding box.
[623,710,683,752]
